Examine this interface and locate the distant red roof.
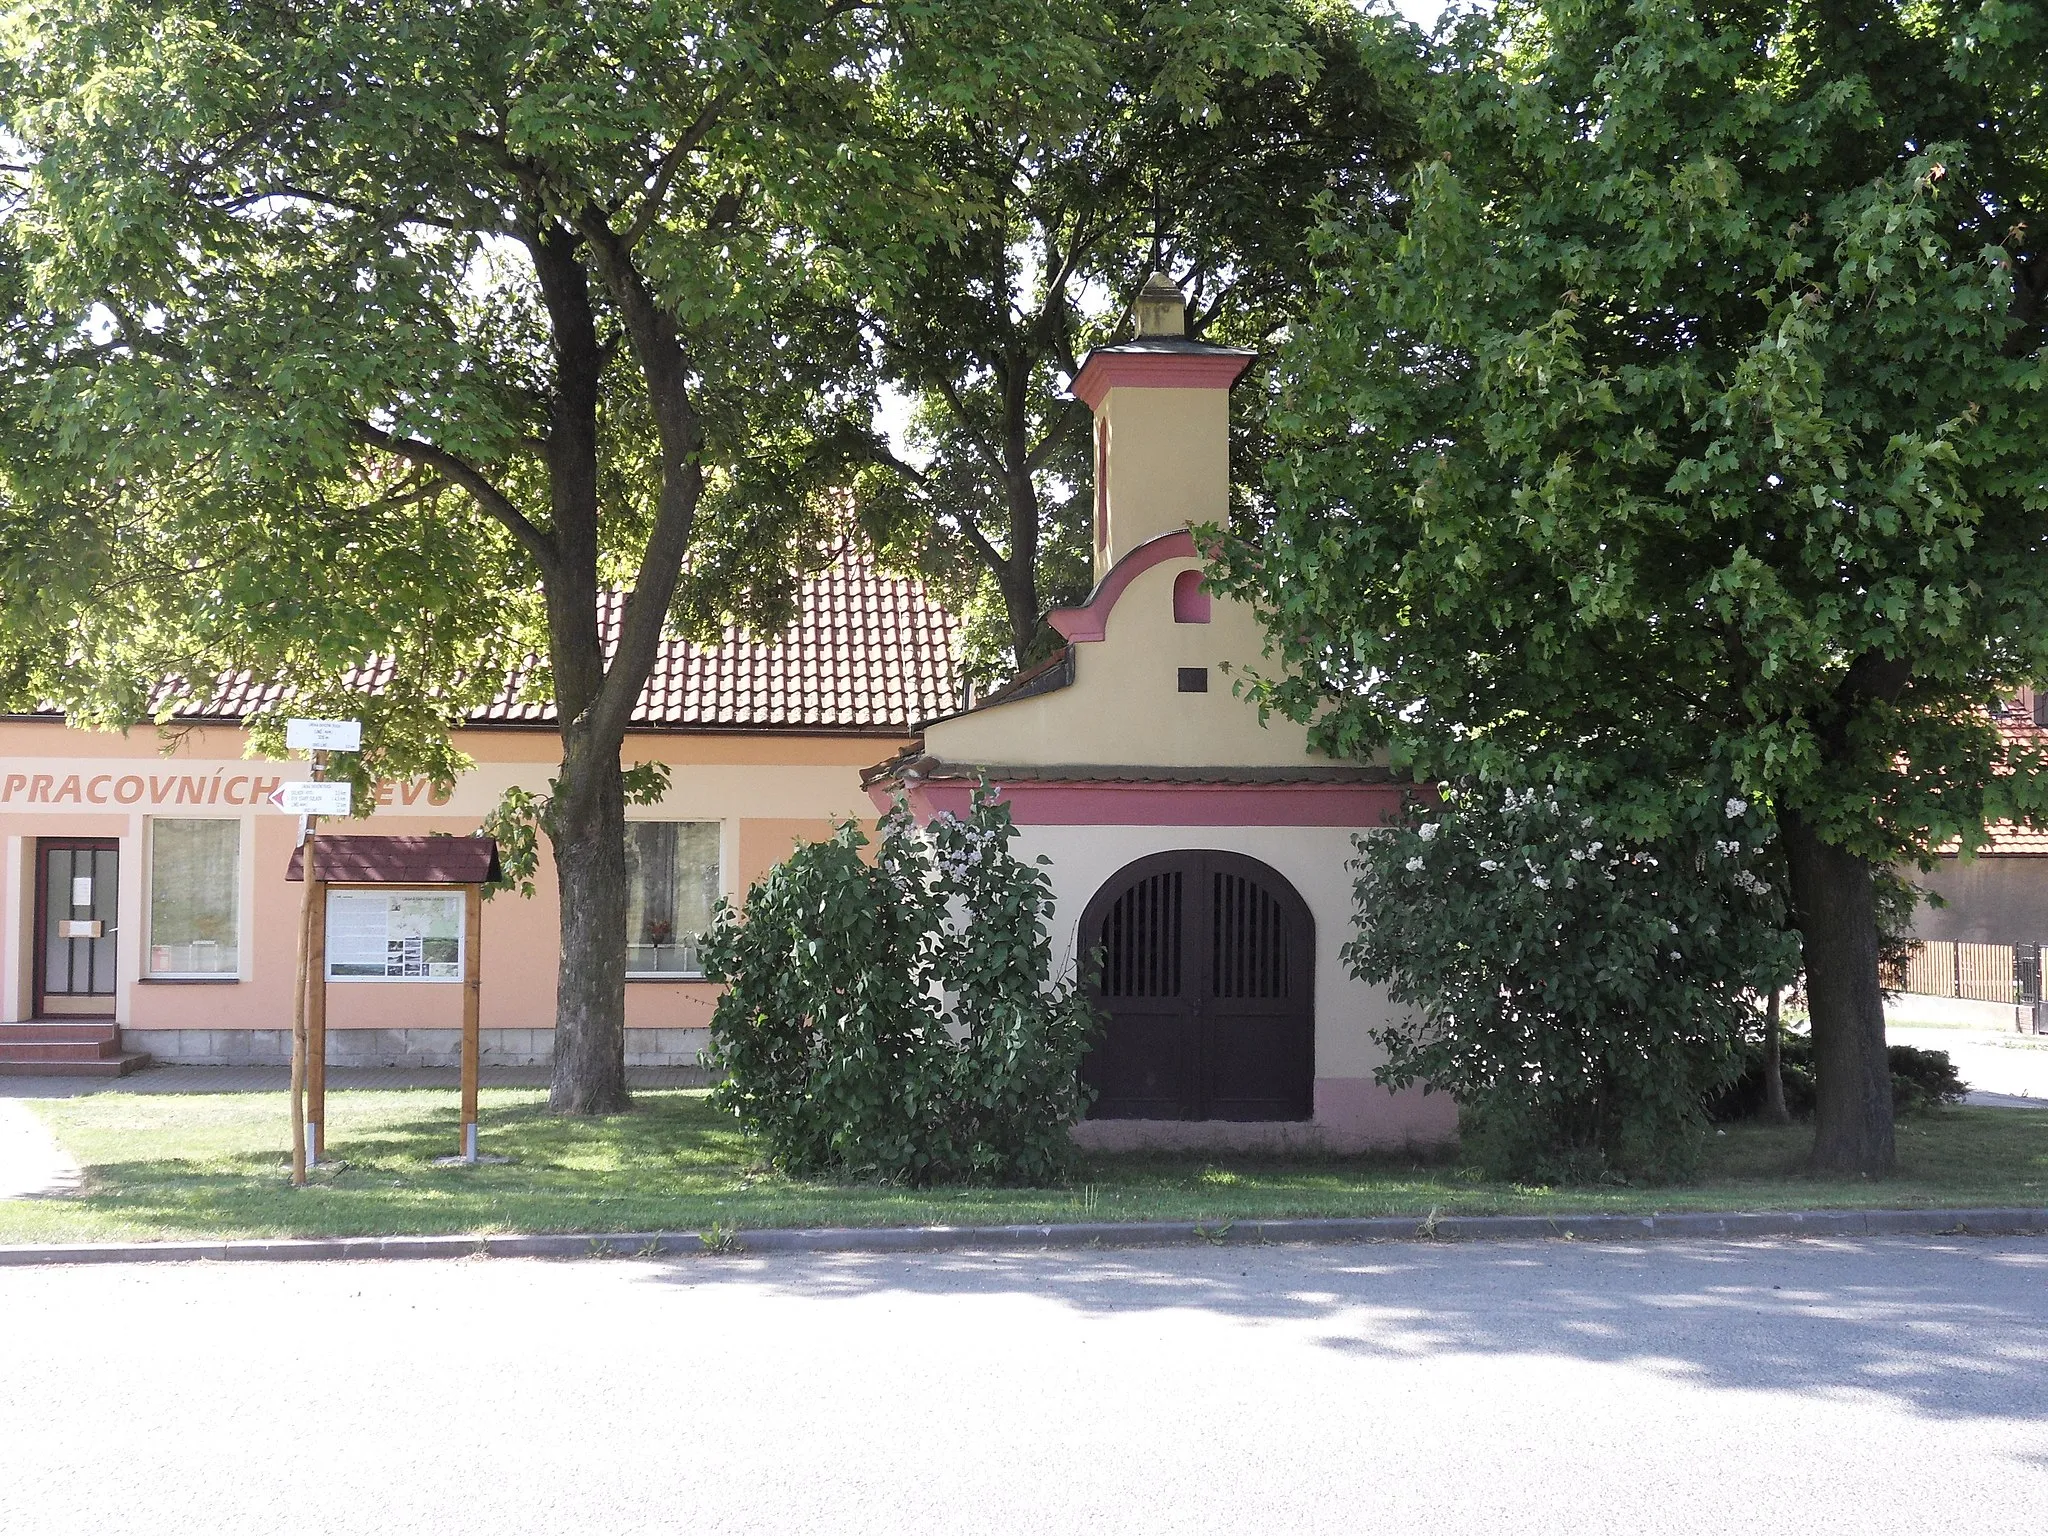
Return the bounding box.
[1943,708,2048,855]
[287,835,503,886]
[64,551,961,735]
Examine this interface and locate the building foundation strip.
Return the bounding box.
[2,1206,2046,1267]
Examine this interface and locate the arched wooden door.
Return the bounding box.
[1079,851,1314,1121]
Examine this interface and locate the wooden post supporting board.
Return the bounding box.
[460,881,482,1161]
[307,874,328,1163]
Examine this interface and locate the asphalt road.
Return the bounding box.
[3,1237,2045,1534]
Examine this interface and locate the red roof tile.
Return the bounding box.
[131,552,962,734]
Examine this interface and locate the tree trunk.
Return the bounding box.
[996,555,1042,671]
[547,745,631,1115]
[1762,985,1789,1125]
[1781,812,1894,1174]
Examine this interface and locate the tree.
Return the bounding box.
[1210,0,2047,1174]
[850,0,1425,682]
[0,0,1090,1112]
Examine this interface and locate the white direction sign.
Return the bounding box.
[269,781,354,816]
[285,718,362,753]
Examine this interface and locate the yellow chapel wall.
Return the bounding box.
[924,553,1330,770]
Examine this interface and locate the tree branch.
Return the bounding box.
[352,422,557,574]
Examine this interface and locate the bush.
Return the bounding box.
[1712,1037,1967,1120]
[702,787,1098,1184]
[1352,783,1800,1185]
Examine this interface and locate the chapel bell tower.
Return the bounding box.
[1070,273,1256,583]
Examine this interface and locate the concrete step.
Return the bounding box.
[0,1022,119,1044]
[0,1038,127,1062]
[0,1052,150,1078]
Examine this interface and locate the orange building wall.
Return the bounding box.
[0,720,898,1049]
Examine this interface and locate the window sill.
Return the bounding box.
[139,976,242,985]
[626,974,712,984]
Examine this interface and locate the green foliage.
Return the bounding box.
[1353,783,1800,1184]
[1209,0,2048,861]
[478,762,673,900]
[1713,1038,1969,1120]
[703,787,1098,1184]
[851,0,1427,681]
[0,0,1107,1102]
[1205,0,2045,1170]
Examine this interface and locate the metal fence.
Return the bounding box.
[1898,940,2042,1004]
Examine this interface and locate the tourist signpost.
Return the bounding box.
[278,719,358,1186]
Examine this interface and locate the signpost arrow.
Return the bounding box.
[269,781,354,817]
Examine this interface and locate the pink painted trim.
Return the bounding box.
[1047,529,1197,643]
[1172,569,1211,624]
[1071,350,1256,412]
[891,778,1406,828]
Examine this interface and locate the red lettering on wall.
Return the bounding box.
[249,777,281,804]
[52,775,81,803]
[150,776,177,803]
[114,776,144,805]
[2,774,24,802]
[375,779,395,807]
[86,775,111,804]
[430,783,452,807]
[177,775,208,804]
[28,775,51,802]
[223,777,249,805]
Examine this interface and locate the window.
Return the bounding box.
[148,819,240,976]
[1172,569,1211,624]
[625,822,721,976]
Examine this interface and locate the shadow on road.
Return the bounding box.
[639,1235,2048,1425]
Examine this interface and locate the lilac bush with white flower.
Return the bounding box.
[1351,783,1799,1183]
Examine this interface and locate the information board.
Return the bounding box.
[325,890,465,982]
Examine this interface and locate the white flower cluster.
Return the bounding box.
[934,817,1004,883]
[1732,869,1772,898]
[1725,798,1748,819]
[1405,856,1425,872]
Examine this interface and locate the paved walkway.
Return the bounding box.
[1,1237,2041,1534]
[0,1100,80,1200]
[1888,1024,2048,1106]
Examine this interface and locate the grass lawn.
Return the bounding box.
[3,1088,2045,1245]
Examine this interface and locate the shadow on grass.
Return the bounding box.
[14,1094,2047,1242]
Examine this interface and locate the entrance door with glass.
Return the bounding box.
[35,839,120,1018]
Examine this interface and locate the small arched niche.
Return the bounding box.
[1172,569,1211,624]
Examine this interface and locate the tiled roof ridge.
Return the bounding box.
[77,549,963,735]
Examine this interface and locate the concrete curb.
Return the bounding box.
[2,1206,2046,1267]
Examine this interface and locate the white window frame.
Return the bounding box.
[144,816,245,980]
[625,818,723,980]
